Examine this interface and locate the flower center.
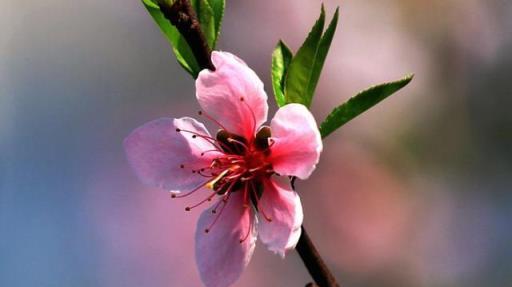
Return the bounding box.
[209,128,273,193]
[173,114,274,241]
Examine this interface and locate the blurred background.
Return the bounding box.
[1,0,511,286]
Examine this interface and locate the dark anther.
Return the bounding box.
[176,128,181,132]
[198,111,203,115]
[171,194,177,198]
[216,129,248,155]
[250,181,264,208]
[212,210,216,214]
[185,207,191,211]
[291,176,297,190]
[180,164,185,168]
[204,229,210,233]
[240,97,245,101]
[255,126,272,151]
[192,135,197,139]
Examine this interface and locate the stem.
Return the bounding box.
[158,0,215,72]
[296,226,340,287]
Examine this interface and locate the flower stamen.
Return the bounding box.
[239,208,254,243]
[250,181,272,222]
[205,169,230,190]
[185,189,219,211]
[198,110,228,131]
[240,97,257,136]
[200,149,220,156]
[204,192,232,233]
[176,128,223,151]
[227,137,249,151]
[171,179,211,198]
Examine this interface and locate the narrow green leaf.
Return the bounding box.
[307,7,339,101]
[320,75,414,138]
[142,0,200,76]
[284,5,326,107]
[271,40,293,107]
[195,0,216,48]
[206,0,225,41]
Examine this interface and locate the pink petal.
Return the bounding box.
[258,178,303,257]
[196,51,268,140]
[123,117,220,192]
[195,192,257,287]
[268,103,323,179]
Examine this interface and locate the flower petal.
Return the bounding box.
[196,51,268,139]
[258,178,303,257]
[268,103,323,179]
[123,117,220,192]
[195,192,258,287]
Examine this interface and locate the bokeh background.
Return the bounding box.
[1,0,511,286]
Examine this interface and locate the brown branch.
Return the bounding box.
[296,226,340,287]
[158,0,215,71]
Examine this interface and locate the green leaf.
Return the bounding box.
[283,6,339,108]
[206,0,225,42]
[320,74,414,138]
[284,5,325,107]
[191,0,217,49]
[142,0,225,78]
[307,7,339,102]
[271,40,293,107]
[142,0,200,76]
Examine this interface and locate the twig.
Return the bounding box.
[158,0,215,71]
[296,226,340,287]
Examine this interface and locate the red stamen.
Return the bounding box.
[204,192,232,233]
[210,199,224,214]
[240,97,257,137]
[177,128,223,151]
[248,166,264,173]
[171,179,211,198]
[224,166,246,180]
[241,174,256,182]
[185,189,218,211]
[215,138,241,155]
[250,181,272,222]
[227,138,249,150]
[196,171,214,178]
[200,149,221,156]
[243,182,249,208]
[198,110,227,131]
[239,208,254,243]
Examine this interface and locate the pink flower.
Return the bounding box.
[124,51,322,287]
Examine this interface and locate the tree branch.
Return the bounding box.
[296,226,340,287]
[158,0,215,71]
